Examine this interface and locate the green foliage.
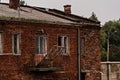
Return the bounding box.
[89,12,99,21]
[100,29,107,61]
[20,0,25,5]
[101,20,120,61]
[101,47,107,61]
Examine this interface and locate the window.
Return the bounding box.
[13,33,20,54]
[81,38,85,54]
[58,36,69,55]
[81,72,86,80]
[0,33,2,53]
[36,35,47,54]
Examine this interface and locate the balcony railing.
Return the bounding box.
[26,45,65,72]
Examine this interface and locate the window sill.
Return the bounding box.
[36,53,47,56]
[0,53,13,55]
[13,54,21,56]
[61,53,70,56]
[0,53,21,56]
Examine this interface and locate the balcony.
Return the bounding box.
[25,45,65,72]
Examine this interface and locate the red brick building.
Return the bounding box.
[0,0,101,80]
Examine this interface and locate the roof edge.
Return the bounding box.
[0,17,100,27]
[0,3,100,24]
[50,9,100,24]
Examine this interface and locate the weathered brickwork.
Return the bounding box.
[0,20,101,80]
[80,26,101,80]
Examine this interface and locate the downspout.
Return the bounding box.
[78,26,81,80]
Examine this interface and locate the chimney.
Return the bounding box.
[64,5,71,14]
[9,0,20,9]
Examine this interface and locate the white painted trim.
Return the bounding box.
[36,34,47,55]
[12,33,21,55]
[58,35,70,55]
[101,61,120,64]
[0,53,21,56]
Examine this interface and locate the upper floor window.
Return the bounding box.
[81,38,85,54]
[36,34,47,54]
[13,33,20,54]
[58,35,69,55]
[0,32,3,53]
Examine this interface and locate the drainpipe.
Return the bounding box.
[78,26,81,80]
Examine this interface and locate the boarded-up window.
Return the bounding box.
[36,35,47,54]
[81,38,85,54]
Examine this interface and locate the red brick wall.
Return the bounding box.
[80,26,101,80]
[0,21,101,80]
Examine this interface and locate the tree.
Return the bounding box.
[100,29,107,61]
[20,0,25,5]
[89,12,98,21]
[101,20,120,61]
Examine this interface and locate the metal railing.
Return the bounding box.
[36,45,65,67]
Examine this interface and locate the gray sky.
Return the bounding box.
[2,0,120,24]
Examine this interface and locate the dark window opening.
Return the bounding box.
[13,34,19,54]
[58,36,62,46]
[81,72,86,80]
[58,36,68,55]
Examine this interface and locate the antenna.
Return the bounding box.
[17,6,20,18]
[45,8,49,11]
[17,0,21,18]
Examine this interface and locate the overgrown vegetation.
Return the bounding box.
[101,19,120,61]
[20,0,25,5]
[89,12,99,21]
[89,12,120,61]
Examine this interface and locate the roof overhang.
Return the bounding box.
[0,17,100,28]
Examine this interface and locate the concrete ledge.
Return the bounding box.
[101,61,120,64]
[29,67,65,72]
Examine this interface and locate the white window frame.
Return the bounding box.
[58,35,69,55]
[36,34,47,54]
[12,33,20,55]
[0,32,3,54]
